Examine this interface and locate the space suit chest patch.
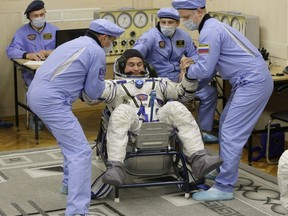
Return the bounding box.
[43,33,52,40]
[159,41,165,48]
[27,34,36,40]
[198,44,210,54]
[136,94,148,101]
[98,67,106,81]
[176,40,185,47]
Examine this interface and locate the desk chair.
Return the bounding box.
[266,83,288,164]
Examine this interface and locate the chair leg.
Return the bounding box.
[26,110,30,129]
[25,88,30,129]
[266,118,278,164]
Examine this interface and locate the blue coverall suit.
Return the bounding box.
[187,14,273,193]
[134,24,218,132]
[27,35,106,214]
[6,22,58,85]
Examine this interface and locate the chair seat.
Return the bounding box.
[271,111,288,122]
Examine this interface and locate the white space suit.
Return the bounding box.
[84,74,223,186]
[100,76,204,162]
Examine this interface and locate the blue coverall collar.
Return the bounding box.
[85,29,102,47]
[198,13,212,33]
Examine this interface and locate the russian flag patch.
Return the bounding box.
[198,44,210,54]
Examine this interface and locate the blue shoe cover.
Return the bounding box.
[60,184,68,195]
[192,187,234,201]
[202,132,218,144]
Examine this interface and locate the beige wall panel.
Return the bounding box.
[1,13,21,117]
[152,0,171,8]
[0,0,133,13]
[132,0,153,9]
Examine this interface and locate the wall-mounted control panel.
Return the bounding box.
[94,8,159,56]
[209,11,260,48]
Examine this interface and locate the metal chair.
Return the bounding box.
[94,107,204,202]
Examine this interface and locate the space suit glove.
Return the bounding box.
[81,90,104,105]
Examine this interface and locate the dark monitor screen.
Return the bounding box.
[55,28,88,47]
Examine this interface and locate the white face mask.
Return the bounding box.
[104,42,113,54]
[183,19,198,31]
[31,17,46,28]
[160,26,176,37]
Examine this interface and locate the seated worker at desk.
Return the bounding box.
[6,0,58,86]
[6,0,59,130]
[82,49,223,187]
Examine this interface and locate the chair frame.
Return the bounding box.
[248,83,288,165]
[94,107,191,202]
[266,114,288,164]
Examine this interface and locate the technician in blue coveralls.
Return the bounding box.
[133,7,218,144]
[27,19,124,216]
[6,0,59,86]
[172,0,273,201]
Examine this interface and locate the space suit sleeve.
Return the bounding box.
[82,80,117,105]
[178,74,198,102]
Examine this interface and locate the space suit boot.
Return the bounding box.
[187,150,223,179]
[102,161,126,186]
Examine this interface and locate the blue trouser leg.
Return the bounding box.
[195,85,218,131]
[21,70,34,86]
[214,72,273,192]
[29,102,92,215]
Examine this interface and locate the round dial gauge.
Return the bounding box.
[231,17,241,31]
[221,16,230,25]
[101,13,116,23]
[212,14,220,21]
[117,12,132,29]
[133,11,148,28]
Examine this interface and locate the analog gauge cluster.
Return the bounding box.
[209,11,243,33]
[208,11,260,48]
[99,9,159,56]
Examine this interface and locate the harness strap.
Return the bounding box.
[121,84,139,108]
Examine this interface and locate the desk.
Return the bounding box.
[269,65,288,83]
[247,65,288,165]
[13,59,41,144]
